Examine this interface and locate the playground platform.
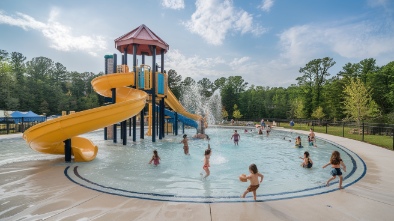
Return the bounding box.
[1,128,393,220]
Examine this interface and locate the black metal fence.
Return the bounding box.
[221,118,394,150]
[0,117,46,134]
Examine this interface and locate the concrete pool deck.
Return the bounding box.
[1,128,393,221]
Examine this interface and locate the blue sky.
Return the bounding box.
[0,0,393,87]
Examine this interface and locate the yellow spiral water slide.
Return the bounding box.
[23,72,148,162]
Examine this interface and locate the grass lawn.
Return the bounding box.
[280,124,393,150]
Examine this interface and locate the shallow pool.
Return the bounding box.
[64,127,365,202]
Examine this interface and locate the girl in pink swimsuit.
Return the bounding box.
[148,150,161,166]
[201,148,211,179]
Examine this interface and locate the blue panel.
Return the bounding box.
[139,71,144,88]
[164,108,198,128]
[158,73,164,94]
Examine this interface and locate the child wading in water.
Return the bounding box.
[322,151,347,188]
[201,148,211,179]
[181,134,189,155]
[148,150,161,166]
[300,151,313,168]
[241,164,264,201]
[231,130,240,145]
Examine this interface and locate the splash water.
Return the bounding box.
[180,83,222,127]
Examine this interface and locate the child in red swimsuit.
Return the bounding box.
[181,134,189,155]
[202,148,211,179]
[148,150,161,166]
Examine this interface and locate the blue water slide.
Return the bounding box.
[164,108,198,128]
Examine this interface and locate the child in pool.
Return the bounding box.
[300,151,313,168]
[241,164,264,201]
[202,148,212,179]
[148,150,161,166]
[308,136,313,146]
[266,125,271,136]
[322,151,347,189]
[181,134,189,155]
[231,130,240,145]
[295,136,302,147]
[309,128,317,147]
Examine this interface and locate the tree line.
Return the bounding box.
[1,49,393,124]
[0,50,104,115]
[168,57,394,124]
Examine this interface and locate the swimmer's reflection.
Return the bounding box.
[203,180,212,197]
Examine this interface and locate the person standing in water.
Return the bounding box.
[148,150,161,166]
[181,134,189,155]
[309,128,317,147]
[231,130,240,145]
[201,148,212,179]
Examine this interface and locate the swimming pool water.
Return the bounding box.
[68,127,365,202]
[0,128,365,202]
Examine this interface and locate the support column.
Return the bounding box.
[65,138,71,162]
[112,88,117,143]
[129,118,132,136]
[120,121,124,139]
[112,54,117,143]
[132,44,138,142]
[140,53,145,139]
[123,120,127,145]
[151,45,157,142]
[175,112,178,135]
[123,46,128,145]
[160,49,165,139]
[156,105,159,137]
[159,99,164,140]
[161,98,165,138]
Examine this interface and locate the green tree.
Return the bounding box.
[311,106,325,122]
[322,76,345,120]
[10,52,28,110]
[291,98,306,119]
[182,77,196,88]
[0,50,17,110]
[297,57,335,117]
[368,61,394,115]
[197,78,214,97]
[232,104,243,121]
[167,69,182,99]
[343,78,379,127]
[221,76,248,116]
[222,109,228,120]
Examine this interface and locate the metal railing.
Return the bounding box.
[0,117,46,134]
[222,118,393,150]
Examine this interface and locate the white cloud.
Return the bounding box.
[165,49,225,79]
[162,0,185,10]
[183,0,265,45]
[164,50,293,87]
[277,20,394,66]
[229,57,250,68]
[259,0,274,12]
[0,9,107,56]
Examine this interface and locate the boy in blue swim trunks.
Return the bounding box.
[322,151,347,189]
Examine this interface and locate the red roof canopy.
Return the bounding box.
[114,24,169,56]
